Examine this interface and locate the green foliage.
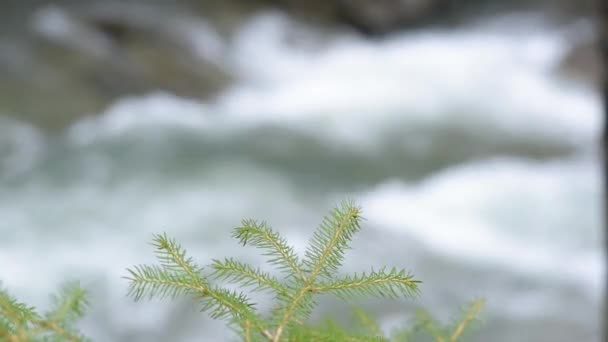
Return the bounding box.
[0,201,484,341]
[0,282,89,342]
[286,299,485,342]
[125,200,483,341]
[390,299,485,342]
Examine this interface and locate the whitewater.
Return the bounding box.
[0,12,601,341]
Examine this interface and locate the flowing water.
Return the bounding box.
[0,12,602,342]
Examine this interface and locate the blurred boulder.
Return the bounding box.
[0,2,231,130]
[557,39,601,87]
[334,0,441,33]
[32,3,231,98]
[269,0,442,34]
[273,0,595,34]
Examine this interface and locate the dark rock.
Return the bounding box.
[263,0,441,34]
[557,39,601,87]
[335,0,442,34]
[0,2,232,130]
[273,0,596,35]
[32,3,231,98]
[0,37,112,131]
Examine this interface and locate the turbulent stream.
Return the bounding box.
[0,12,602,342]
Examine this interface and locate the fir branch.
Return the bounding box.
[152,233,205,283]
[0,289,37,331]
[244,319,252,342]
[448,299,485,342]
[125,234,213,301]
[38,282,90,342]
[415,309,446,341]
[312,268,420,300]
[46,282,89,324]
[390,300,485,342]
[303,200,362,280]
[126,234,270,338]
[0,284,89,342]
[352,307,382,337]
[288,316,389,342]
[125,264,207,301]
[233,220,305,281]
[2,197,485,341]
[33,319,85,342]
[124,201,484,341]
[271,201,364,341]
[0,319,12,338]
[271,285,317,342]
[126,265,258,326]
[197,286,272,341]
[211,258,288,296]
[199,286,255,320]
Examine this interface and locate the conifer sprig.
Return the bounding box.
[125,264,204,300]
[0,289,37,339]
[0,289,37,333]
[390,299,486,342]
[125,234,259,324]
[211,258,288,296]
[233,220,305,281]
[267,201,364,340]
[352,307,383,337]
[0,282,89,341]
[47,283,89,324]
[303,200,363,281]
[447,299,485,342]
[125,200,430,341]
[313,267,420,300]
[0,201,484,341]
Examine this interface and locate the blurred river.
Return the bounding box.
[0,11,602,342]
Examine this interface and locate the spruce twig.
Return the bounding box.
[125,200,430,341]
[0,282,89,341]
[0,201,485,341]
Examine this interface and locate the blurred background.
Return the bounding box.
[0,0,602,341]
